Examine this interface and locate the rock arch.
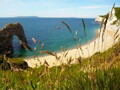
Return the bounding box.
[0,23,31,55]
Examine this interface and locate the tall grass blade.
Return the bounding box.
[99,18,105,36]
[102,13,109,42]
[40,51,55,56]
[22,43,32,51]
[30,81,36,90]
[61,21,72,33]
[40,50,59,59]
[109,3,115,19]
[81,19,86,36]
[81,19,90,56]
[114,34,119,41]
[32,38,37,44]
[114,29,119,38]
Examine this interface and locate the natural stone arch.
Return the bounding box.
[0,23,31,55]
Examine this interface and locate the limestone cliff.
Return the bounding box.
[95,7,120,31]
[0,23,31,55]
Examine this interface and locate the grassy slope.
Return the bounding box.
[0,40,120,90]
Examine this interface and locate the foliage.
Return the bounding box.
[114,7,120,20]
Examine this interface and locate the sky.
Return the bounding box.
[0,0,120,18]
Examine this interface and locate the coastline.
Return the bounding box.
[25,28,118,68]
[25,28,100,58]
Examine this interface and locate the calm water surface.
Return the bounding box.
[0,17,100,57]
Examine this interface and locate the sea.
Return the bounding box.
[0,17,100,58]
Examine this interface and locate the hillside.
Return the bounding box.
[0,38,120,89]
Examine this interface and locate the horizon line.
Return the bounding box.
[0,16,96,18]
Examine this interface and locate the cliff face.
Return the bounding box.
[95,7,120,31]
[0,23,31,55]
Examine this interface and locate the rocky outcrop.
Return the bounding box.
[0,23,31,55]
[95,16,103,23]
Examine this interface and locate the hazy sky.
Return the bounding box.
[0,0,120,18]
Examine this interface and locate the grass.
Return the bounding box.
[111,7,120,25]
[114,7,120,20]
[0,40,120,90]
[0,5,120,90]
[0,57,29,70]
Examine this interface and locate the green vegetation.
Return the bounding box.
[114,7,120,20]
[99,15,107,18]
[0,5,120,90]
[111,7,120,25]
[112,20,118,25]
[0,40,120,90]
[0,57,29,70]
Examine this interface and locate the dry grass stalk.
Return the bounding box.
[34,47,37,51]
[78,46,84,55]
[32,38,37,43]
[44,60,49,67]
[82,19,86,36]
[109,3,116,19]
[82,19,90,56]
[61,21,72,33]
[67,56,73,65]
[64,52,68,57]
[77,57,82,65]
[40,51,55,56]
[22,42,32,51]
[62,21,82,58]
[41,43,44,49]
[99,18,106,37]
[101,13,109,42]
[114,29,119,38]
[40,50,59,60]
[114,34,119,41]
[97,17,106,52]
[102,3,116,42]
[98,3,115,52]
[61,46,66,52]
[75,30,78,35]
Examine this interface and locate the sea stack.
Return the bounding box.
[0,23,31,55]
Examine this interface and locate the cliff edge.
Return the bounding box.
[95,7,120,31]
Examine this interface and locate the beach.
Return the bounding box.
[25,28,119,68]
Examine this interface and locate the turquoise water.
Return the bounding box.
[0,17,100,57]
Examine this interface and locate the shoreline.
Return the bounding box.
[25,28,118,68]
[25,28,100,59]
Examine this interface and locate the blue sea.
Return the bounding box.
[0,17,100,57]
